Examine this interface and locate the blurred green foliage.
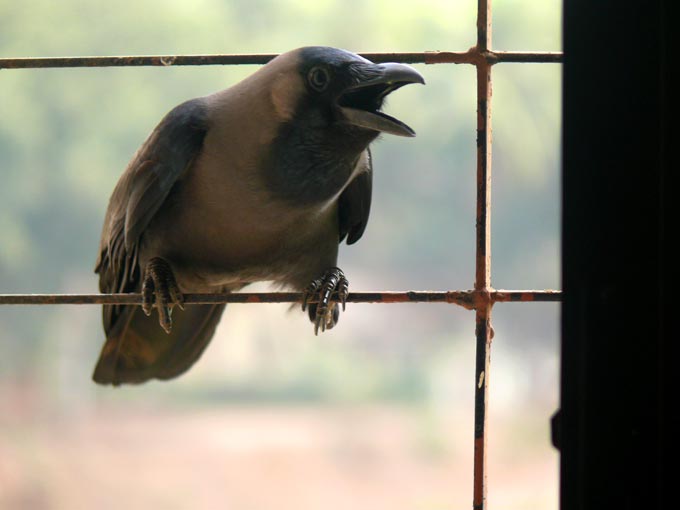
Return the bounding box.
[0,0,561,404]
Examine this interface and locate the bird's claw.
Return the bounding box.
[141,257,184,334]
[302,267,349,335]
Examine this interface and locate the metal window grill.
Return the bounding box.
[0,1,562,508]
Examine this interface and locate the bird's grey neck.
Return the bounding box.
[265,124,374,206]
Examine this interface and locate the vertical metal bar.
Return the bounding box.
[477,0,492,52]
[473,0,493,509]
[475,2,492,289]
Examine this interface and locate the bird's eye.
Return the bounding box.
[308,66,330,92]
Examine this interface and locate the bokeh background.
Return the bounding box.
[0,1,561,509]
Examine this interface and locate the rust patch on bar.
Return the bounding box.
[423,50,475,65]
[451,291,477,310]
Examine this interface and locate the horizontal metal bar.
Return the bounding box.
[493,290,563,302]
[0,51,563,70]
[0,290,561,308]
[488,51,564,64]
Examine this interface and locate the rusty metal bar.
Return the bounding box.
[492,290,562,302]
[0,290,560,307]
[473,0,494,508]
[0,50,562,70]
[487,51,563,64]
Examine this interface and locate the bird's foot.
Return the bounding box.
[141,257,184,333]
[301,267,349,335]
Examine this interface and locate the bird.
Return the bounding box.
[92,46,424,385]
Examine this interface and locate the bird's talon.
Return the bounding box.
[302,278,322,312]
[339,280,349,311]
[171,288,185,311]
[304,268,348,334]
[141,257,183,333]
[142,275,155,315]
[159,306,173,334]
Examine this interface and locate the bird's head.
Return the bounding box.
[266,47,425,141]
[247,47,424,204]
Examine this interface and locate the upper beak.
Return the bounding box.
[338,63,425,137]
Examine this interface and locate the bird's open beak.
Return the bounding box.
[338,63,425,137]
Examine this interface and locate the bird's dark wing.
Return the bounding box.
[95,98,208,314]
[93,98,213,385]
[338,149,373,244]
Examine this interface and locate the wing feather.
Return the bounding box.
[95,98,209,332]
[338,148,373,245]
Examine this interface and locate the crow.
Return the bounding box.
[93,46,424,385]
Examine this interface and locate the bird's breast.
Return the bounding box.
[142,149,339,290]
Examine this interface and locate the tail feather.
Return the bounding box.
[93,304,226,385]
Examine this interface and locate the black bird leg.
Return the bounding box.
[301,267,349,335]
[141,257,184,333]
